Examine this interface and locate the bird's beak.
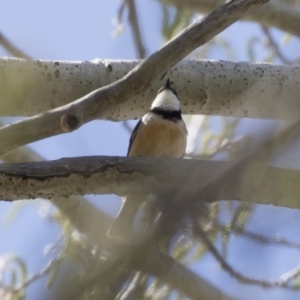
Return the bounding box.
[165,78,171,89]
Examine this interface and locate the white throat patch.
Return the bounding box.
[151,90,181,111]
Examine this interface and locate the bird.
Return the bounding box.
[107,78,187,242]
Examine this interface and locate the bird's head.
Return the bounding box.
[151,79,181,111]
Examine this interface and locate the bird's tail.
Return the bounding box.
[107,195,141,242]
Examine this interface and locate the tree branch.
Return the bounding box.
[2,58,299,120]
[0,32,31,59]
[127,0,146,59]
[1,156,300,209]
[162,0,300,37]
[1,146,236,300]
[0,0,268,155]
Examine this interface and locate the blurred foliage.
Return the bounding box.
[0,255,27,300]
[2,0,300,299]
[0,3,253,299]
[161,4,194,41]
[161,5,235,60]
[45,210,127,300]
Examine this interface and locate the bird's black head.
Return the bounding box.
[157,78,178,97]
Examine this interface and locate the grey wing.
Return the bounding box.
[127,119,142,156]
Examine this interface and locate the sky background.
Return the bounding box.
[1,1,300,299]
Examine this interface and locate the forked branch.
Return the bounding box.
[0,0,268,155]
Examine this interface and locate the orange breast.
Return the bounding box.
[128,117,187,158]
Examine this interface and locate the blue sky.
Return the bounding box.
[1,1,300,299]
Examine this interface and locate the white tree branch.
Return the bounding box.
[162,0,300,37]
[2,58,300,120]
[1,156,299,209]
[0,0,268,155]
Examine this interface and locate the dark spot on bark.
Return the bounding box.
[106,64,113,72]
[54,69,60,78]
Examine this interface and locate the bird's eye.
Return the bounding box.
[157,87,164,94]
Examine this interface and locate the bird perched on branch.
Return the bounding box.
[107,79,187,242]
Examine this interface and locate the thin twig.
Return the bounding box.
[261,26,300,65]
[118,271,143,300]
[0,32,31,59]
[215,222,300,250]
[22,258,57,289]
[127,0,146,59]
[116,0,127,23]
[0,257,58,294]
[192,219,300,289]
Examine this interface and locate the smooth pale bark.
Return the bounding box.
[1,58,300,120]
